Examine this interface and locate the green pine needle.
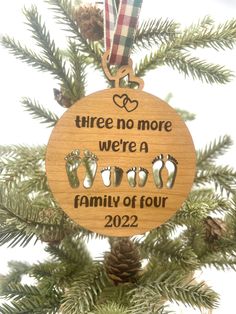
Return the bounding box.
[1,36,52,72]
[130,272,219,312]
[23,5,75,98]
[134,18,178,50]
[67,41,86,99]
[136,50,233,84]
[90,302,130,314]
[21,97,59,127]
[197,135,233,168]
[179,17,236,51]
[196,165,236,195]
[60,263,107,314]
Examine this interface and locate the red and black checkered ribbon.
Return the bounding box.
[104,0,143,65]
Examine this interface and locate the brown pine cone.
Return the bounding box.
[53,88,72,108]
[204,216,227,242]
[74,5,103,41]
[104,238,142,285]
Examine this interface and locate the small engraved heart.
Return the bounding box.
[113,94,127,108]
[124,98,138,112]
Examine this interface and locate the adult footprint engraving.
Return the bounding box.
[138,167,149,187]
[166,154,178,189]
[82,150,98,189]
[64,149,81,188]
[152,154,165,189]
[127,167,137,188]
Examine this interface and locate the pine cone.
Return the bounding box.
[53,88,72,108]
[74,5,103,41]
[204,216,227,242]
[104,238,142,285]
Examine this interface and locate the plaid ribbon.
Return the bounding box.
[104,0,143,65]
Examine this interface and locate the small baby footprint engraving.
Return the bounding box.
[101,167,111,187]
[127,167,137,188]
[138,167,148,187]
[114,166,123,187]
[101,166,123,187]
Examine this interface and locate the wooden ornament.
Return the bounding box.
[46,87,196,236]
[46,51,195,236]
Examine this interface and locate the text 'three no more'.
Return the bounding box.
[75,116,173,132]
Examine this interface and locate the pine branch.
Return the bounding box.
[131,273,219,310]
[46,0,103,67]
[45,236,92,268]
[46,0,82,37]
[21,97,59,127]
[0,144,45,158]
[140,238,199,271]
[197,135,233,168]
[31,260,65,281]
[0,282,61,314]
[195,165,236,195]
[200,250,236,271]
[60,263,108,314]
[0,202,55,247]
[136,49,233,84]
[0,187,76,247]
[67,41,86,100]
[163,52,233,84]
[90,302,130,314]
[0,145,46,190]
[128,275,172,313]
[129,288,169,314]
[23,5,75,99]
[0,261,31,293]
[1,36,53,72]
[1,282,42,302]
[176,17,236,51]
[173,192,231,225]
[98,284,132,309]
[137,17,236,53]
[133,18,178,50]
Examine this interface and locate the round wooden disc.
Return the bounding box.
[46,88,196,236]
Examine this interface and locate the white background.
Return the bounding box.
[0,0,236,312]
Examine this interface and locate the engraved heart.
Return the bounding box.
[124,98,139,112]
[113,94,127,108]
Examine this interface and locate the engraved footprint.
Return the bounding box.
[127,167,137,188]
[152,154,165,189]
[82,150,98,189]
[64,149,81,188]
[138,167,148,187]
[101,166,123,187]
[101,167,111,187]
[114,166,123,187]
[166,154,178,188]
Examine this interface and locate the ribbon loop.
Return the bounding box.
[105,0,143,65]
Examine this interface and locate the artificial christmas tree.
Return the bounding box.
[0,0,236,313]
